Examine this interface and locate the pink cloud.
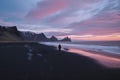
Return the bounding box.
[82,11,120,24]
[76,0,99,9]
[26,0,101,22]
[26,0,72,20]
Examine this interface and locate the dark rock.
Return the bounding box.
[37,33,48,41]
[0,25,7,31]
[6,26,20,36]
[60,36,71,42]
[49,36,58,41]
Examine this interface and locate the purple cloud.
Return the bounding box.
[26,0,72,21]
[67,10,120,35]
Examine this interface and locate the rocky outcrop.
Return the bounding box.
[60,36,71,42]
[49,36,58,41]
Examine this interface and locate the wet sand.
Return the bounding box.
[0,42,120,80]
[67,48,120,68]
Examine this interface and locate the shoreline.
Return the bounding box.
[63,47,120,68]
[0,42,120,80]
[40,41,120,68]
[40,41,120,56]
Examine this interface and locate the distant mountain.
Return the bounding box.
[20,32,71,42]
[0,25,71,42]
[20,32,48,41]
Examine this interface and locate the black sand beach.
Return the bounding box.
[0,42,120,80]
[68,48,120,68]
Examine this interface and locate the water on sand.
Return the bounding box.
[40,41,120,68]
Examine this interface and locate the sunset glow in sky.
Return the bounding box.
[0,0,120,41]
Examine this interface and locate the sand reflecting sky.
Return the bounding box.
[68,48,120,68]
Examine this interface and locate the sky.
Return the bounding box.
[0,0,120,41]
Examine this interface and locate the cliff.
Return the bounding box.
[0,25,22,41]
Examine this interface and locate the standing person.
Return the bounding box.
[58,44,62,51]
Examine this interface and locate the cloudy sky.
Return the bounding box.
[0,0,120,41]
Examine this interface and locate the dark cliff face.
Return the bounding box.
[0,26,22,41]
[49,36,58,41]
[0,26,19,35]
[37,33,48,41]
[7,26,20,36]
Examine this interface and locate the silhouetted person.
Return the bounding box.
[58,44,61,51]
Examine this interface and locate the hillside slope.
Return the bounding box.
[0,26,22,41]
